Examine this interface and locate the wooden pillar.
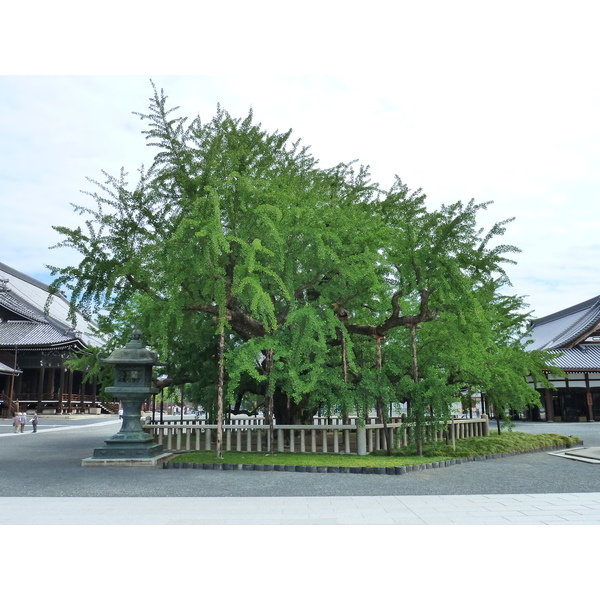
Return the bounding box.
[585,373,594,422]
[37,366,45,411]
[16,366,23,397]
[47,367,53,396]
[92,376,97,408]
[67,369,74,413]
[8,351,18,416]
[544,388,554,422]
[58,365,65,414]
[586,392,594,422]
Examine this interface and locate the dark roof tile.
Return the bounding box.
[0,321,80,347]
[545,345,600,370]
[524,296,600,350]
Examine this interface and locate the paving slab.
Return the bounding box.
[552,446,600,463]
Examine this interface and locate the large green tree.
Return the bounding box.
[48,84,552,449]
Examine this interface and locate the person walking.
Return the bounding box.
[30,412,38,433]
[12,413,20,433]
[19,413,26,433]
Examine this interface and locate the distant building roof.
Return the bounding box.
[524,295,600,372]
[0,321,84,349]
[0,261,104,350]
[544,346,600,371]
[524,295,600,351]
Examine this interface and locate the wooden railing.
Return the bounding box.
[143,416,489,456]
[8,394,115,414]
[13,394,97,404]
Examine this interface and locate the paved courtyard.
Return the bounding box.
[2,416,600,524]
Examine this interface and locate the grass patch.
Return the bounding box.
[170,431,579,467]
[380,431,579,459]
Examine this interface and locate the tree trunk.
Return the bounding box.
[265,349,275,454]
[180,385,185,425]
[410,325,423,456]
[216,324,225,459]
[375,336,392,456]
[340,328,350,425]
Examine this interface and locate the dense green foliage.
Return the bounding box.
[48,83,560,452]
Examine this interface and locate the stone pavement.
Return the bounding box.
[4,492,600,525]
[2,417,600,525]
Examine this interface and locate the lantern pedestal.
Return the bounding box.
[92,396,163,459]
[84,396,170,466]
[82,329,172,467]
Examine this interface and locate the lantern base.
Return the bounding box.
[82,452,172,467]
[91,439,165,460]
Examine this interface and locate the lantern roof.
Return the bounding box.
[101,329,159,365]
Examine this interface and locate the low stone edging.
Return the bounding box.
[162,442,582,475]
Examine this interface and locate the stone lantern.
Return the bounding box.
[83,328,168,465]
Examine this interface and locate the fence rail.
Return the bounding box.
[143,416,489,455]
[152,416,389,426]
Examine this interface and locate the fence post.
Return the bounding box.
[356,425,367,456]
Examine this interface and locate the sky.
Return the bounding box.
[2,1,600,322]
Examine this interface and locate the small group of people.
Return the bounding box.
[12,412,38,433]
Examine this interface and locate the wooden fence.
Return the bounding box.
[143,416,489,456]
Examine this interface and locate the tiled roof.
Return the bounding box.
[0,321,83,348]
[0,290,46,323]
[544,345,600,370]
[0,262,104,348]
[524,295,600,350]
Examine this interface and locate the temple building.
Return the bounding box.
[0,261,106,417]
[525,295,600,422]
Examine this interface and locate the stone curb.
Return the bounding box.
[162,442,582,475]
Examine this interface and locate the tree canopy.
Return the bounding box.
[48,83,558,443]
